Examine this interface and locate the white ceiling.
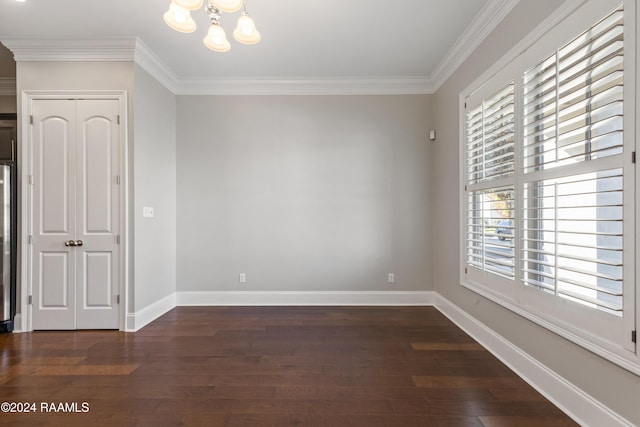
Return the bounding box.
[0,0,515,93]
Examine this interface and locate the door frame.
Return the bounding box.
[20,91,129,331]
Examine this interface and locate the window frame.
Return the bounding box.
[459,0,639,374]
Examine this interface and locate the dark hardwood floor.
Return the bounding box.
[0,306,577,426]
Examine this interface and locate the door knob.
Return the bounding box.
[64,240,77,247]
[75,240,83,247]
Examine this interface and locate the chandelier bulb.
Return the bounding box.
[171,0,204,11]
[211,0,243,13]
[164,2,197,33]
[203,24,231,52]
[233,12,260,45]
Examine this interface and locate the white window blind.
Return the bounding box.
[523,6,623,173]
[466,82,515,280]
[521,5,625,315]
[523,169,624,314]
[466,83,515,184]
[467,187,515,279]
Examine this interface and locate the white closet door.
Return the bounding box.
[31,100,77,330]
[31,99,120,330]
[75,99,120,329]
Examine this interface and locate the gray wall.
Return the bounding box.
[133,64,177,311]
[431,1,640,424]
[177,95,433,294]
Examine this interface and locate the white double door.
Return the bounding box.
[30,98,121,330]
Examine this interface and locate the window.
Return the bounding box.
[466,83,516,280]
[522,6,625,315]
[462,0,636,370]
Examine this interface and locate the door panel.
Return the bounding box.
[31,98,120,330]
[31,100,76,330]
[75,99,119,329]
[83,252,112,307]
[82,116,113,233]
[36,251,75,330]
[40,116,71,234]
[40,252,69,307]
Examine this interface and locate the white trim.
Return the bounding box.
[175,77,433,96]
[461,279,640,376]
[125,293,176,332]
[462,0,588,100]
[0,78,16,96]
[433,293,633,427]
[431,0,521,91]
[133,38,178,94]
[1,38,137,62]
[19,92,29,332]
[176,291,435,306]
[11,313,22,333]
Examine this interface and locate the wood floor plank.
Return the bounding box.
[413,376,528,389]
[479,415,579,426]
[31,365,139,376]
[0,306,577,426]
[411,342,485,351]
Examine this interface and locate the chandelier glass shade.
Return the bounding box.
[203,24,231,52]
[211,0,243,13]
[163,3,197,33]
[233,13,260,44]
[163,0,260,52]
[172,0,204,11]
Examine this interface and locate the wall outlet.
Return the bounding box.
[239,273,246,283]
[142,207,154,218]
[388,273,395,283]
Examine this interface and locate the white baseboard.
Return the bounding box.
[176,290,435,306]
[433,293,631,427]
[125,292,176,332]
[12,313,22,332]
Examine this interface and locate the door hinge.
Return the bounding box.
[30,115,33,125]
[28,235,32,244]
[117,115,120,125]
[465,267,468,274]
[28,175,33,185]
[117,295,120,304]
[116,175,120,185]
[116,235,120,244]
[633,330,637,343]
[28,295,32,305]
[633,151,636,164]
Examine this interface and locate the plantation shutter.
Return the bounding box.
[521,5,625,315]
[466,82,516,280]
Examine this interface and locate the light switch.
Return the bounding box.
[143,207,154,218]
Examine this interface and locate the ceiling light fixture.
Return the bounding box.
[163,0,260,52]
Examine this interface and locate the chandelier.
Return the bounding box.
[163,0,260,53]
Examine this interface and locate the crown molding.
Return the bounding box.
[0,78,16,96]
[0,38,137,61]
[133,38,178,94]
[175,76,434,96]
[431,0,520,92]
